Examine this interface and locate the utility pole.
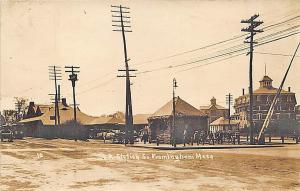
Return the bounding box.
[49,66,62,126]
[65,66,80,123]
[112,5,136,145]
[241,14,263,144]
[172,78,178,147]
[226,93,233,130]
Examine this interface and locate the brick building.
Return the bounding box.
[234,75,297,135]
[199,97,228,124]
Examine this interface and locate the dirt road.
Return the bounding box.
[1,138,299,191]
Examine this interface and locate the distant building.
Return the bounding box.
[88,112,151,135]
[296,105,300,121]
[199,97,228,124]
[209,117,239,133]
[23,101,51,119]
[19,98,95,139]
[19,100,152,139]
[148,96,208,143]
[234,75,297,135]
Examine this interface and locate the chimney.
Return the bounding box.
[288,87,291,92]
[242,88,245,96]
[61,98,68,106]
[29,102,35,107]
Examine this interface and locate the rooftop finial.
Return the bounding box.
[264,63,267,76]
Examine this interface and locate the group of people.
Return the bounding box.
[183,129,241,146]
[139,128,241,146]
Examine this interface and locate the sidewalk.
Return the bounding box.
[131,142,286,150]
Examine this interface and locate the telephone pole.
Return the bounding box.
[112,5,136,145]
[65,66,80,123]
[241,14,263,144]
[49,85,61,121]
[172,78,178,147]
[226,93,233,130]
[49,66,62,126]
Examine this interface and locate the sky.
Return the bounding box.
[1,0,300,116]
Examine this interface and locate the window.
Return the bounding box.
[276,113,280,120]
[287,96,292,102]
[257,95,261,102]
[257,113,262,120]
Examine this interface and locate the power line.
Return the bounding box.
[254,51,300,57]
[133,14,300,67]
[77,77,117,95]
[136,30,299,75]
[176,52,246,73]
[136,24,300,75]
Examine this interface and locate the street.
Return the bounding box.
[1,138,300,191]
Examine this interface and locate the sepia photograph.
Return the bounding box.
[0,0,300,190]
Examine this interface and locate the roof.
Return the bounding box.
[210,117,239,126]
[133,114,151,125]
[37,105,51,114]
[19,103,95,126]
[87,116,124,125]
[253,87,292,95]
[260,75,273,82]
[152,97,206,117]
[107,112,151,125]
[199,104,226,110]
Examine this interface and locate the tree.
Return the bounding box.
[14,97,28,121]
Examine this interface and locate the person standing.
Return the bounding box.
[183,128,187,147]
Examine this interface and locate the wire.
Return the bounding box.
[136,31,300,74]
[132,14,300,67]
[254,52,300,57]
[76,77,117,95]
[176,52,246,73]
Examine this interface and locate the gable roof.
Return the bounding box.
[133,114,151,125]
[87,116,124,125]
[152,97,206,117]
[199,104,226,110]
[19,103,95,126]
[210,117,239,126]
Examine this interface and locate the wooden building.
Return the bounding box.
[19,98,95,139]
[23,101,50,119]
[199,97,228,124]
[209,117,239,133]
[19,100,152,139]
[234,75,297,135]
[148,97,208,143]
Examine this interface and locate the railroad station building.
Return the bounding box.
[148,96,208,143]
